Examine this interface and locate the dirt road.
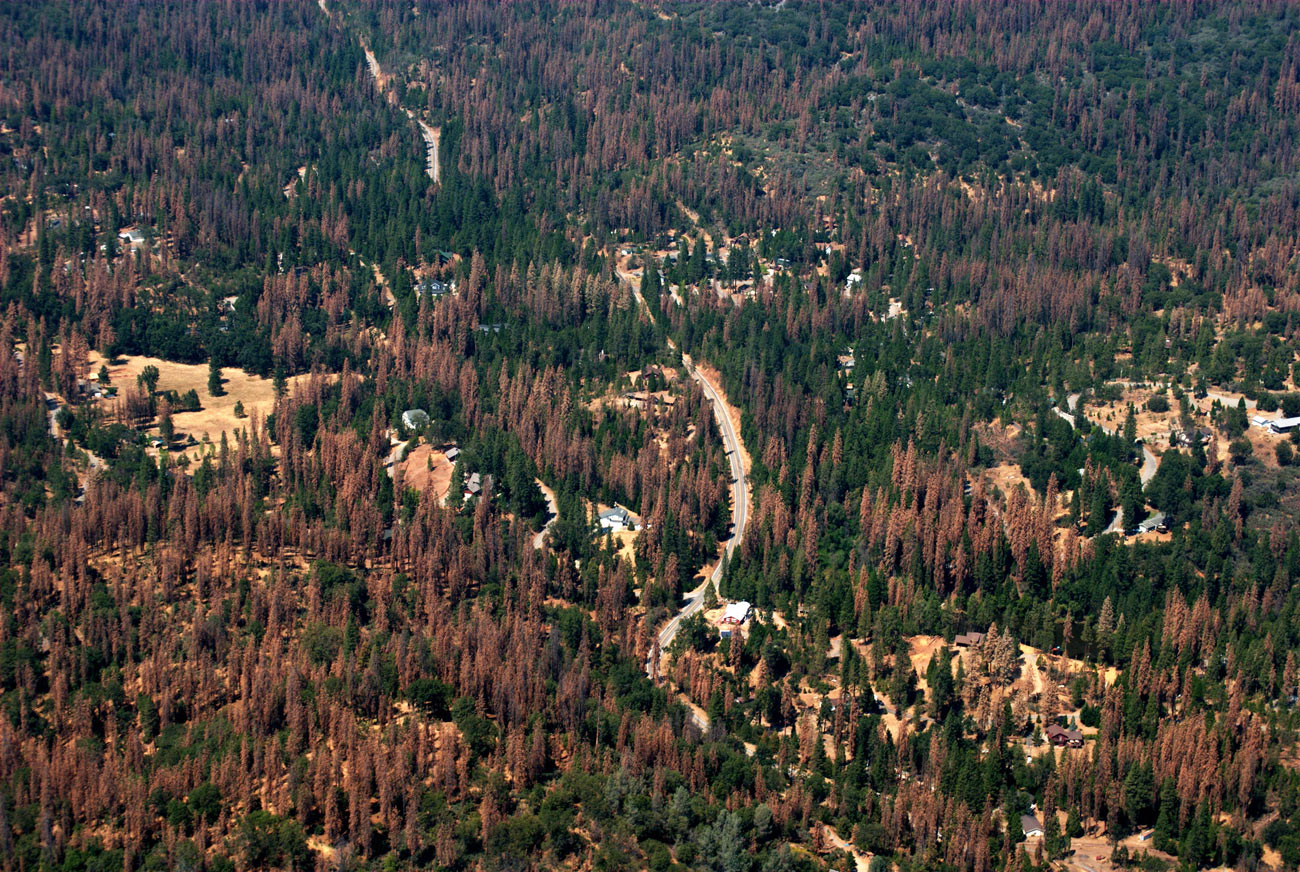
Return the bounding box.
[823,823,872,872]
[533,479,557,550]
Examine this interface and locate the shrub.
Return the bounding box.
[238,811,309,871]
[1276,442,1293,466]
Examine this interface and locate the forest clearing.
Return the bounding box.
[85,352,311,458]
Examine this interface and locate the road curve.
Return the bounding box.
[1054,393,1160,534]
[645,359,749,675]
[411,115,441,183]
[1055,403,1159,489]
[690,358,749,590]
[614,262,750,678]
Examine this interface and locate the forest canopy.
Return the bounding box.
[0,1,1299,871]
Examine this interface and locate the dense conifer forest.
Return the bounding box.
[2,1,1300,870]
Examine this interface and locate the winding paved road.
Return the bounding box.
[418,119,440,183]
[355,28,441,185]
[1053,390,1159,533]
[645,358,749,677]
[1055,397,1158,488]
[614,263,751,679]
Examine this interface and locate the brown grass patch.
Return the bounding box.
[985,462,1036,500]
[1083,384,1181,448]
[88,352,311,460]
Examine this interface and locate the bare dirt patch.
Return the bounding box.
[907,635,946,694]
[396,443,453,505]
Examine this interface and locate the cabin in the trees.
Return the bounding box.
[416,278,451,299]
[463,472,484,500]
[1045,724,1083,747]
[1020,815,1044,838]
[1175,428,1212,445]
[719,601,751,626]
[401,409,430,431]
[718,601,751,638]
[118,226,146,246]
[1135,512,1167,535]
[954,631,986,647]
[622,391,676,411]
[599,505,640,532]
[444,446,460,463]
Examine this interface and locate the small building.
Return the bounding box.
[837,351,856,373]
[118,227,146,246]
[598,505,640,533]
[401,409,430,430]
[443,446,460,463]
[1020,815,1044,839]
[719,601,751,625]
[463,472,483,500]
[954,631,986,648]
[1045,724,1084,748]
[1173,428,1212,445]
[1269,417,1300,434]
[1136,512,1166,535]
[416,279,450,299]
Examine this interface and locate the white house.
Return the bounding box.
[1020,815,1044,839]
[401,409,430,430]
[1270,416,1300,434]
[598,506,640,532]
[719,601,751,625]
